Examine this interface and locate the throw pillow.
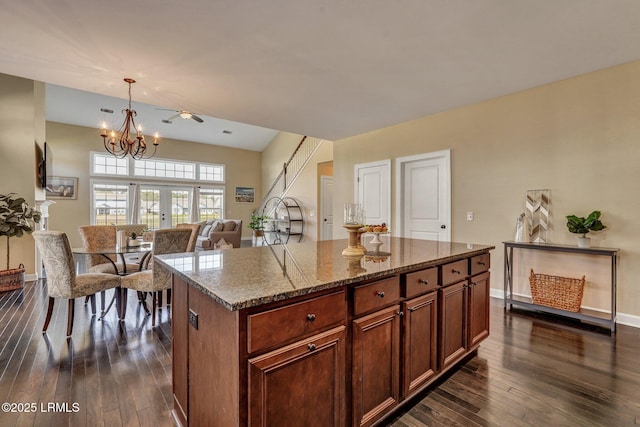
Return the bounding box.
[222,220,236,231]
[215,237,233,250]
[214,221,225,232]
[201,224,212,237]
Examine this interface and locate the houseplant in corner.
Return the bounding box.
[566,210,606,248]
[0,193,41,291]
[249,214,267,237]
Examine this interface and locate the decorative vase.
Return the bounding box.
[577,236,591,248]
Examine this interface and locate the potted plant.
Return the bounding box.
[566,210,606,248]
[248,214,267,237]
[0,193,41,291]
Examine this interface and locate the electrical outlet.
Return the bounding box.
[466,212,474,221]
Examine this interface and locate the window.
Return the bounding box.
[199,164,225,182]
[134,159,195,180]
[92,183,129,225]
[92,153,128,176]
[198,187,224,221]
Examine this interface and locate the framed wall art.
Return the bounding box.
[46,176,78,200]
[234,186,255,203]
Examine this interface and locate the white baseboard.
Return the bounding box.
[489,288,640,329]
[26,273,38,282]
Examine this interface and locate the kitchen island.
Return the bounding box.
[156,237,494,427]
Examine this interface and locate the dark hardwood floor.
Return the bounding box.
[1,280,639,426]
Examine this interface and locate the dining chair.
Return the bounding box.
[177,223,202,252]
[33,231,122,336]
[120,228,192,326]
[78,225,143,274]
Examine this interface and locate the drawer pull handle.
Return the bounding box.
[308,343,316,351]
[478,261,486,266]
[376,291,385,298]
[306,313,316,322]
[418,279,429,285]
[452,269,461,275]
[408,307,416,312]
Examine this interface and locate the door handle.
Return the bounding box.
[440,225,446,229]
[324,218,327,222]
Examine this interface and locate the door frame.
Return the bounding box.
[394,149,451,241]
[319,175,334,241]
[354,159,391,225]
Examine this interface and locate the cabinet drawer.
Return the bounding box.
[247,291,346,353]
[354,276,400,316]
[441,259,468,286]
[405,267,438,298]
[470,253,490,276]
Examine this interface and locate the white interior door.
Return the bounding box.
[320,175,334,240]
[354,160,390,226]
[396,150,451,241]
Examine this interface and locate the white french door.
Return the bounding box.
[139,185,192,229]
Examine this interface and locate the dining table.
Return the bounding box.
[72,242,154,318]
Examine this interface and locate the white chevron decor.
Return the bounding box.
[525,189,550,243]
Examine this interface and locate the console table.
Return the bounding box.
[503,241,618,332]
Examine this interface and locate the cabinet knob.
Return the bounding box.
[452,269,461,275]
[408,307,416,312]
[396,311,404,317]
[376,291,385,298]
[306,313,316,322]
[307,343,316,351]
[472,282,477,287]
[418,279,429,285]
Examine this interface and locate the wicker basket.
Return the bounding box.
[529,269,585,312]
[0,264,25,292]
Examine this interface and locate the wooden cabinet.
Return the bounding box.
[352,304,402,427]
[248,326,346,427]
[439,280,468,370]
[402,291,438,397]
[469,271,490,348]
[171,249,492,427]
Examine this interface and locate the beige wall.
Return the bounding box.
[46,121,262,247]
[261,132,333,242]
[0,74,45,275]
[334,60,640,319]
[260,132,305,198]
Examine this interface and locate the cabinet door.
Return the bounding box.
[468,271,490,348]
[439,281,468,370]
[248,326,346,427]
[172,276,188,427]
[352,304,401,427]
[402,291,438,397]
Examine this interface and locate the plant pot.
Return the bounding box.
[577,236,591,248]
[253,230,264,237]
[128,238,140,247]
[0,264,25,292]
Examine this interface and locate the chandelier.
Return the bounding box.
[101,78,159,159]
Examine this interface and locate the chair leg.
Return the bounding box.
[152,292,157,327]
[90,294,96,315]
[101,290,106,313]
[138,291,150,314]
[67,299,75,336]
[158,290,163,307]
[84,295,90,305]
[43,297,55,333]
[166,289,172,306]
[120,288,128,320]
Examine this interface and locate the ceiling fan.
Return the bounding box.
[158,109,204,124]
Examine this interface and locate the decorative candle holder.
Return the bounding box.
[342,223,366,256]
[342,203,366,256]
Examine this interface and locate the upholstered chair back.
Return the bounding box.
[177,223,202,252]
[115,224,148,237]
[33,231,76,299]
[78,225,117,267]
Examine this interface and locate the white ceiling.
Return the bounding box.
[2,1,640,148]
